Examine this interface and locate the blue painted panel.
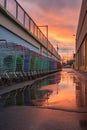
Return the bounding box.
[24,55,30,71]
[0,26,39,53]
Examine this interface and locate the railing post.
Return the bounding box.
[4,0,7,8]
[23,12,25,26]
[33,23,35,36]
[16,2,18,19]
[29,18,31,32]
[36,26,38,38]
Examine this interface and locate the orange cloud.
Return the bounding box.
[17,0,82,60]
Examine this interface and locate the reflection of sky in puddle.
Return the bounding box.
[38,69,87,112]
[1,68,87,112]
[41,69,77,109]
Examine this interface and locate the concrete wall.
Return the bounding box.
[76,0,87,71]
[76,0,87,52]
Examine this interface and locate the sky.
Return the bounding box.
[17,0,82,61]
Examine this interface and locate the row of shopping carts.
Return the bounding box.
[0,40,61,87]
[0,40,33,86]
[0,41,37,86]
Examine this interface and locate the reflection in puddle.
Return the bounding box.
[0,73,61,107]
[0,68,87,112]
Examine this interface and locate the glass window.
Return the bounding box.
[17,5,24,24]
[25,14,29,30]
[34,25,38,37]
[0,0,5,7]
[37,29,41,41]
[30,20,34,34]
[6,0,16,17]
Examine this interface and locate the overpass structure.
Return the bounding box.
[0,0,60,59]
[0,0,61,86]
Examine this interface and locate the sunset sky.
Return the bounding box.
[17,0,82,61]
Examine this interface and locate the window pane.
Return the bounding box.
[25,14,29,30]
[40,32,43,43]
[34,26,38,37]
[30,20,34,34]
[38,29,41,41]
[18,5,24,24]
[0,0,5,7]
[6,0,16,17]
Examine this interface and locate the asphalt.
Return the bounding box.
[0,106,87,130]
[0,69,87,130]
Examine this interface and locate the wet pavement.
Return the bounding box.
[0,106,87,130]
[0,68,87,130]
[39,69,87,112]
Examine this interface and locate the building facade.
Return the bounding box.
[76,0,87,71]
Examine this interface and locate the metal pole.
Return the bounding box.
[4,0,7,8]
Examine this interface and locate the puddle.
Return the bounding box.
[0,68,87,112]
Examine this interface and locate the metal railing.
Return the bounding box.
[0,0,47,46]
[0,0,59,58]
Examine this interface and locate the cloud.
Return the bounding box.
[18,0,81,10]
[17,0,82,59]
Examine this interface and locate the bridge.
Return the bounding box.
[0,0,61,86]
[0,0,59,58]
